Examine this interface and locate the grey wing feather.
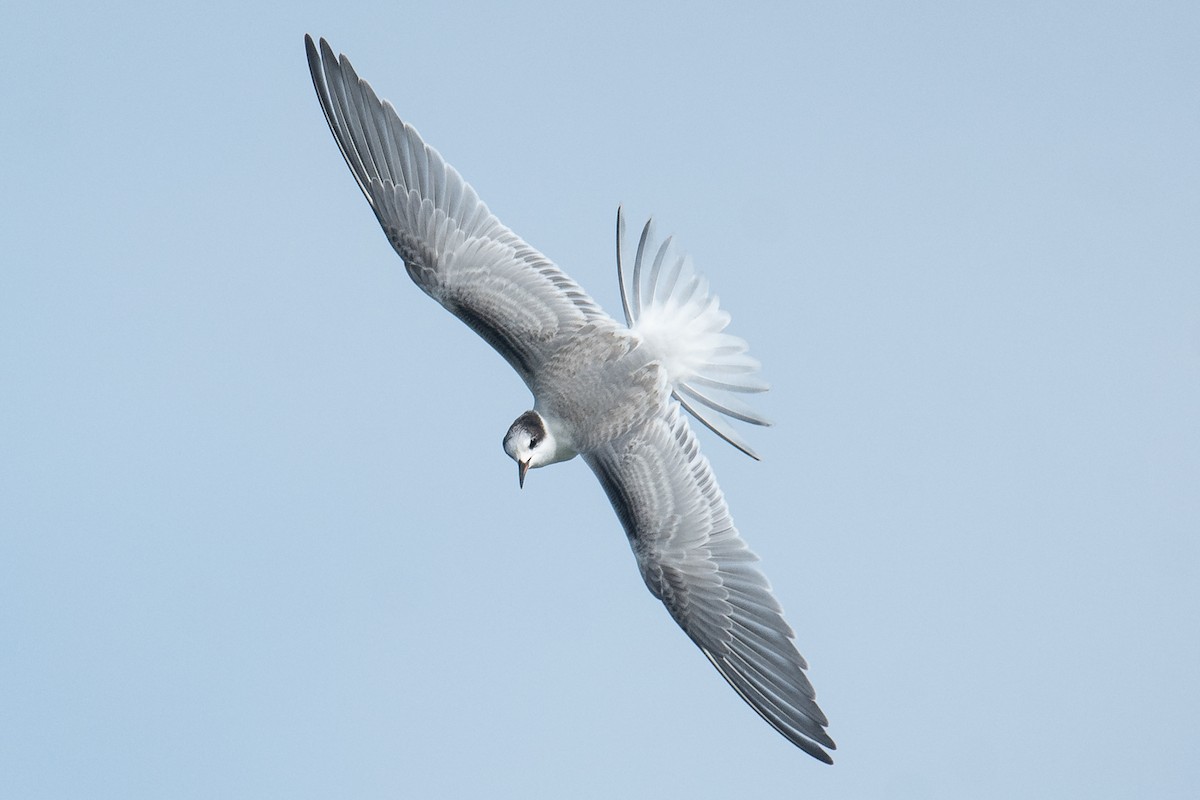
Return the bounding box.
[305,36,608,383]
[584,404,835,763]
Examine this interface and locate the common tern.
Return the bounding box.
[305,35,835,763]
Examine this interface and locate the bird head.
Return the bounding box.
[502,410,556,488]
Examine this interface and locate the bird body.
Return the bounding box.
[306,35,835,763]
[533,323,664,450]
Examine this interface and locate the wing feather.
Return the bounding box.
[584,404,834,762]
[306,36,608,383]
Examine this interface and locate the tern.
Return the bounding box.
[305,35,835,763]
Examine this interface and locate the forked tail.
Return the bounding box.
[615,208,770,460]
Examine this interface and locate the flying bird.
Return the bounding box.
[305,35,835,763]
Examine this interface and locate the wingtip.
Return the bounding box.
[303,34,319,70]
[304,33,330,58]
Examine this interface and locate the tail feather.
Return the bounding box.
[615,208,771,460]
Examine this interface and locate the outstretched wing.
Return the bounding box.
[305,36,609,383]
[584,403,835,763]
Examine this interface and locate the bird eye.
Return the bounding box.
[529,437,540,448]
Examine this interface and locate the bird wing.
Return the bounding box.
[584,402,835,763]
[306,36,608,383]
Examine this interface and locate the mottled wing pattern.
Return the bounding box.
[584,403,835,762]
[306,36,608,382]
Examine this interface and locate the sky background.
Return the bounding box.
[2,2,1198,797]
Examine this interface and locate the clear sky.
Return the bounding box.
[2,2,1198,797]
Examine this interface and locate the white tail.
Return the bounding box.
[615,208,770,460]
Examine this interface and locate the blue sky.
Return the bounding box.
[2,2,1198,797]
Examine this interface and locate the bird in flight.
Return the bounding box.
[305,35,835,763]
